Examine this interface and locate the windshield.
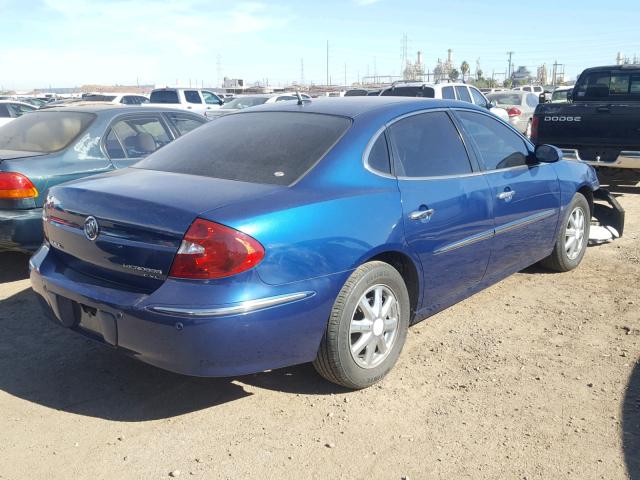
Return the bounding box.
[0,111,95,153]
[487,93,522,106]
[221,97,270,110]
[149,90,180,104]
[135,112,352,186]
[381,86,435,98]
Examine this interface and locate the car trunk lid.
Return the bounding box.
[44,168,282,292]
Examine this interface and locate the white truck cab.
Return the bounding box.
[148,88,224,118]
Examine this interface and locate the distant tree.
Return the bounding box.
[503,78,513,88]
[460,61,470,81]
[476,68,484,81]
[449,69,459,82]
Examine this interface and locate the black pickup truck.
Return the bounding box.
[531,65,640,171]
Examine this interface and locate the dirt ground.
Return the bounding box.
[0,176,638,480]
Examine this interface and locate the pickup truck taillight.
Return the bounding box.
[169,218,265,279]
[530,116,539,142]
[0,172,38,199]
[507,107,522,117]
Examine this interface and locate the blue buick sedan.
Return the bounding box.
[29,97,617,389]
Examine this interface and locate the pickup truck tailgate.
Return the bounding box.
[537,103,640,160]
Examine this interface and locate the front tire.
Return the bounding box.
[313,261,410,389]
[540,193,590,272]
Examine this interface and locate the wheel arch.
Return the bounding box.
[365,250,421,323]
[577,184,594,216]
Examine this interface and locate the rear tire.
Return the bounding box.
[540,193,590,272]
[313,261,410,389]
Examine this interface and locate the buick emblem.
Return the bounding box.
[83,216,100,241]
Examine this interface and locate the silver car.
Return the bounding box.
[487,91,539,137]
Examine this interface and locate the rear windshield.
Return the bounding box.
[574,70,640,100]
[149,90,180,104]
[83,94,116,102]
[0,111,95,153]
[221,97,269,110]
[344,89,368,97]
[487,93,522,106]
[134,112,351,185]
[381,86,435,98]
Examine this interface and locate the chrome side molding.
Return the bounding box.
[148,291,316,317]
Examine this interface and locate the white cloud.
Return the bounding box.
[2,0,293,89]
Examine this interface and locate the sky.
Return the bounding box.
[1,0,639,91]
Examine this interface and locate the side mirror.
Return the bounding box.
[218,98,224,106]
[538,93,547,104]
[486,101,496,109]
[535,144,562,163]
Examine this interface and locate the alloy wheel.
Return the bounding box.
[565,206,586,260]
[349,284,400,369]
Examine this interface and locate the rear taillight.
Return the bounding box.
[0,172,38,199]
[169,218,265,279]
[531,116,539,142]
[507,107,522,117]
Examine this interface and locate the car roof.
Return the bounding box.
[0,100,35,106]
[580,64,640,74]
[236,96,484,119]
[33,103,199,115]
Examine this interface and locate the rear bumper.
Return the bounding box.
[0,208,43,252]
[29,245,342,377]
[562,149,640,169]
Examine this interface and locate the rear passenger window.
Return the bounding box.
[166,113,205,136]
[367,133,391,174]
[457,111,529,170]
[526,94,539,108]
[104,130,126,159]
[455,86,472,103]
[184,90,202,104]
[389,112,472,177]
[109,117,172,158]
[442,86,455,99]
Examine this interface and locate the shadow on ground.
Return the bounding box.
[624,361,640,480]
[0,256,341,422]
[0,252,31,282]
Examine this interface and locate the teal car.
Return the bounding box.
[0,104,206,252]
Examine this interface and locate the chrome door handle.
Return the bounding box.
[409,208,435,221]
[497,190,516,201]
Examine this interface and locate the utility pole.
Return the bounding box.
[401,33,408,77]
[326,40,330,86]
[216,55,222,88]
[506,51,514,78]
[300,58,305,85]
